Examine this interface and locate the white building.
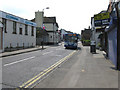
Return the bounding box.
[43,17,59,44]
[0,10,36,52]
[34,11,59,44]
[60,29,68,41]
[91,17,101,48]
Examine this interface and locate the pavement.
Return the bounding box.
[0,45,51,58]
[34,44,119,88]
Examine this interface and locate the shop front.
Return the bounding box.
[105,9,117,68]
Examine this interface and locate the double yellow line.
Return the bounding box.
[19,50,77,88]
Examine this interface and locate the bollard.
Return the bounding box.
[41,41,44,49]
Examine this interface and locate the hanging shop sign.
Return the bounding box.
[94,12,110,27]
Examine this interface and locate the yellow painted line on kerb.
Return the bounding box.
[19,50,77,88]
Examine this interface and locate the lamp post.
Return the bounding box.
[41,7,49,49]
[42,7,49,13]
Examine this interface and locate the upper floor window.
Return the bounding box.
[19,28,22,35]
[13,21,17,34]
[2,18,7,33]
[25,25,28,35]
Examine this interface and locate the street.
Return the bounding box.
[0,0,119,89]
[2,43,78,88]
[1,42,118,88]
[34,43,118,88]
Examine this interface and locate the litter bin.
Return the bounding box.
[90,41,96,53]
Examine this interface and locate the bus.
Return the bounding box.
[64,33,78,49]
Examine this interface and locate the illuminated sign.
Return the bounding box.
[73,34,76,36]
[94,12,110,27]
[94,12,110,21]
[68,34,72,36]
[1,11,36,26]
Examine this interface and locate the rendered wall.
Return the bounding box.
[108,27,117,67]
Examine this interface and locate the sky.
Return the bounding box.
[0,0,109,34]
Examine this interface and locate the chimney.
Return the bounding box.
[35,11,44,28]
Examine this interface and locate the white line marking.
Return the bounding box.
[56,48,63,50]
[4,56,35,66]
[54,55,62,57]
[50,47,57,48]
[42,51,53,55]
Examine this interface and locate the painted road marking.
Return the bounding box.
[56,48,64,50]
[19,50,77,88]
[4,56,35,66]
[54,55,62,57]
[42,51,53,55]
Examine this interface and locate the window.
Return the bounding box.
[19,28,22,35]
[31,26,34,36]
[2,18,7,33]
[13,21,17,34]
[25,25,28,35]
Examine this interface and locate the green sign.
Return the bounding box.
[94,12,110,21]
[94,12,110,26]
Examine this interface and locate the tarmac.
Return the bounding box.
[34,44,119,88]
[0,43,119,89]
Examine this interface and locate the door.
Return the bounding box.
[0,27,3,52]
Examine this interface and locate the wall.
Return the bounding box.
[0,17,3,52]
[61,29,68,41]
[108,27,117,67]
[95,32,101,48]
[44,23,58,44]
[0,27,2,52]
[35,11,43,27]
[4,19,36,48]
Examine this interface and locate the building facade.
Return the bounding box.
[0,10,36,52]
[81,28,91,46]
[34,11,59,45]
[105,1,118,68]
[43,17,59,44]
[60,29,68,41]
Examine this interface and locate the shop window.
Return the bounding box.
[19,28,22,35]
[13,21,17,34]
[31,26,34,36]
[25,25,28,35]
[2,18,7,33]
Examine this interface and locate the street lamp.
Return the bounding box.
[42,7,50,12]
[41,7,50,49]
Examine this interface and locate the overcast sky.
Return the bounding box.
[1,0,109,34]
